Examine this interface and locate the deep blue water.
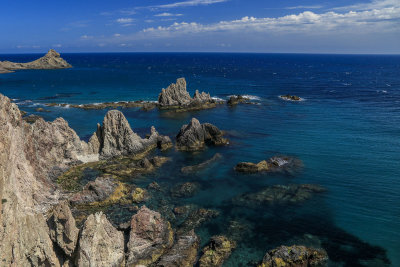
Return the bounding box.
[1,53,399,266]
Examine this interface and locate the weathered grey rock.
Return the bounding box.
[127,205,174,266]
[156,230,199,267]
[47,201,79,257]
[199,235,236,267]
[176,118,228,151]
[158,78,215,111]
[69,176,119,205]
[259,245,328,267]
[0,49,72,72]
[88,110,171,158]
[158,78,192,106]
[234,156,303,174]
[76,212,125,267]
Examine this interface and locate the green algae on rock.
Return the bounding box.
[199,235,237,267]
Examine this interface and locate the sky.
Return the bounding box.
[0,0,399,54]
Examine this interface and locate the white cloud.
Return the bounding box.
[116,18,134,24]
[80,35,93,39]
[155,12,183,17]
[52,44,62,48]
[153,0,228,9]
[114,33,121,37]
[141,6,400,37]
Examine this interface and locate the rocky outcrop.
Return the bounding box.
[127,205,174,266]
[170,182,200,198]
[176,118,228,151]
[234,156,303,174]
[158,78,216,111]
[258,245,328,267]
[156,230,199,267]
[233,184,326,206]
[280,94,302,101]
[181,153,222,173]
[199,235,236,267]
[76,212,125,267]
[227,95,247,106]
[47,201,79,257]
[88,110,172,158]
[0,49,72,73]
[0,93,96,266]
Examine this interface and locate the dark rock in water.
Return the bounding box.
[177,208,220,235]
[35,107,51,113]
[0,49,72,73]
[76,212,125,267]
[158,78,218,112]
[88,110,172,158]
[227,95,248,106]
[280,94,302,101]
[23,114,43,124]
[234,155,303,174]
[258,245,328,267]
[199,235,236,267]
[176,118,228,151]
[156,230,200,267]
[170,182,200,198]
[46,100,158,110]
[233,184,325,206]
[148,181,161,191]
[181,153,222,173]
[131,187,149,203]
[126,205,174,266]
[47,201,79,257]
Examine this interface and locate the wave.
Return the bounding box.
[211,96,226,102]
[227,94,261,101]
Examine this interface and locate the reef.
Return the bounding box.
[234,155,303,174]
[181,153,222,173]
[158,77,220,112]
[199,235,236,267]
[280,94,302,101]
[258,245,328,267]
[45,100,158,110]
[0,49,72,73]
[176,118,229,151]
[233,184,326,206]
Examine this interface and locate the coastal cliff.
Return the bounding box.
[0,49,71,73]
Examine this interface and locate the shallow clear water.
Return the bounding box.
[1,53,399,266]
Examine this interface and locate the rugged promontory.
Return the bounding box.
[0,49,72,73]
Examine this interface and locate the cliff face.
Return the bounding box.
[0,94,170,266]
[0,49,72,72]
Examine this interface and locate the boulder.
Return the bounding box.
[199,235,236,267]
[69,176,119,205]
[234,156,303,174]
[280,94,301,101]
[126,206,174,266]
[176,118,228,151]
[259,245,328,267]
[156,230,200,267]
[76,212,125,267]
[47,201,79,257]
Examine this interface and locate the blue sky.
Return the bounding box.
[1,0,399,54]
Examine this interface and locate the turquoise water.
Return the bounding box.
[1,53,399,266]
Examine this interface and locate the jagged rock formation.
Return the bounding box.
[47,201,79,257]
[126,205,174,266]
[158,78,217,111]
[199,235,236,267]
[258,245,328,267]
[88,110,172,158]
[156,230,199,267]
[176,118,228,151]
[0,49,72,73]
[76,212,125,266]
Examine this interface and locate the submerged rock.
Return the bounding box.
[158,78,217,111]
[76,212,125,267]
[181,153,222,173]
[199,235,236,267]
[127,206,174,266]
[47,201,79,257]
[176,118,228,151]
[233,184,325,206]
[259,245,328,267]
[0,49,72,72]
[178,208,220,235]
[156,230,200,267]
[234,155,302,174]
[88,110,172,158]
[170,182,200,198]
[280,94,302,101]
[131,187,149,203]
[47,100,158,110]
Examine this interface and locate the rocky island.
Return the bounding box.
[280,94,302,101]
[0,49,72,73]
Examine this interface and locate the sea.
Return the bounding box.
[0,52,399,266]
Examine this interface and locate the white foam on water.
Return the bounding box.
[211,96,226,102]
[226,95,261,101]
